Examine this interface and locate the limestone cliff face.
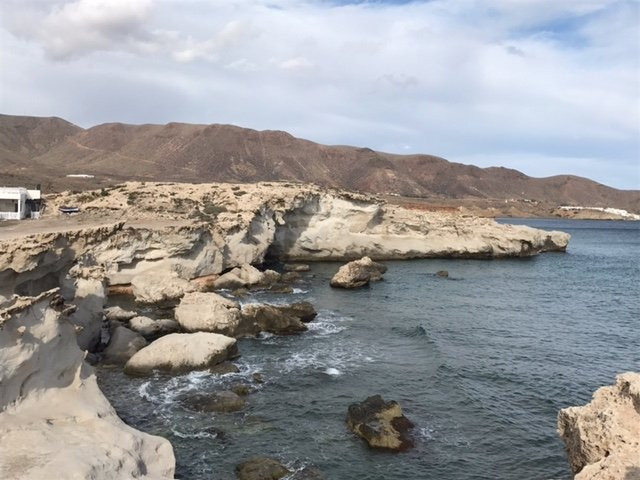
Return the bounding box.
[558,373,640,480]
[0,182,570,306]
[0,289,175,479]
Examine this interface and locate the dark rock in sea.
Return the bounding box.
[283,263,311,272]
[266,285,294,294]
[280,272,301,283]
[252,372,264,384]
[276,301,317,323]
[346,395,414,451]
[209,361,240,375]
[232,383,251,396]
[289,466,325,479]
[435,270,449,277]
[203,426,226,442]
[232,288,250,298]
[240,304,308,335]
[182,391,246,413]
[235,457,291,480]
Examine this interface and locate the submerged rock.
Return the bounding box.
[558,372,640,480]
[346,395,414,451]
[331,257,387,289]
[235,457,291,480]
[182,390,246,413]
[210,361,240,375]
[435,270,449,277]
[240,304,308,335]
[290,466,325,480]
[174,291,242,336]
[232,383,252,396]
[283,263,310,272]
[102,326,147,364]
[123,332,237,376]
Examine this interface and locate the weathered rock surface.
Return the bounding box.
[277,301,317,322]
[331,256,387,289]
[558,372,640,480]
[240,303,308,335]
[235,457,291,480]
[102,325,147,364]
[182,390,246,413]
[283,263,310,272]
[104,305,137,321]
[124,332,238,376]
[0,182,569,308]
[174,291,242,335]
[214,264,280,290]
[346,395,414,451]
[128,316,181,340]
[0,290,175,479]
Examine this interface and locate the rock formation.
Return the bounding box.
[128,316,180,340]
[240,302,317,335]
[331,256,387,288]
[558,372,640,480]
[123,332,238,376]
[235,457,291,480]
[346,395,414,451]
[0,290,175,479]
[174,292,242,335]
[102,325,147,364]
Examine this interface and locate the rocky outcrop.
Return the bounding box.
[174,292,242,335]
[0,182,569,308]
[0,290,175,479]
[558,373,640,480]
[102,325,147,364]
[240,303,310,335]
[213,264,280,290]
[346,395,414,451]
[123,332,238,376]
[331,256,387,288]
[235,457,291,480]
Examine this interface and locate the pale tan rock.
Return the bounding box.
[0,290,175,479]
[104,305,137,321]
[330,256,387,288]
[174,292,242,335]
[131,271,194,303]
[128,316,180,339]
[124,332,238,376]
[558,372,640,480]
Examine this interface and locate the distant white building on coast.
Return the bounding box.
[0,187,42,220]
[558,205,640,220]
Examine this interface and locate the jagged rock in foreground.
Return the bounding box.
[331,256,387,289]
[0,182,570,307]
[558,373,640,480]
[124,332,238,376]
[346,395,414,451]
[0,290,175,479]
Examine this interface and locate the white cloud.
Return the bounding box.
[1,0,638,188]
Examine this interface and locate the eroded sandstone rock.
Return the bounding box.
[346,395,414,451]
[102,325,147,365]
[124,332,237,376]
[128,316,181,340]
[131,271,195,304]
[104,305,137,321]
[558,372,640,480]
[330,256,387,289]
[0,290,175,479]
[240,303,308,335]
[174,291,242,336]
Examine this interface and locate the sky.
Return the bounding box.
[1,0,639,189]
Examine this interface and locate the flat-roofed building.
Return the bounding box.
[0,187,42,220]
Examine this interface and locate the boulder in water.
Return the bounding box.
[435,270,449,278]
[346,395,414,451]
[240,304,308,335]
[174,292,242,336]
[330,257,387,289]
[123,332,237,376]
[104,305,137,321]
[102,326,147,364]
[235,457,291,480]
[182,390,246,413]
[128,316,180,340]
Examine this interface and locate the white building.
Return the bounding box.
[0,187,42,220]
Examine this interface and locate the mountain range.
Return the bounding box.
[1,114,637,213]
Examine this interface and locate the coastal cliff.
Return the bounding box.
[558,373,640,480]
[0,182,570,305]
[0,289,175,479]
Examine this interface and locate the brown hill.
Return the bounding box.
[1,114,638,213]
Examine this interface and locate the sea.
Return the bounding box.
[97,219,640,480]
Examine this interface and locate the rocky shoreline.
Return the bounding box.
[3,181,621,479]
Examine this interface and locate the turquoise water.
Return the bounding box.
[98,219,640,479]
